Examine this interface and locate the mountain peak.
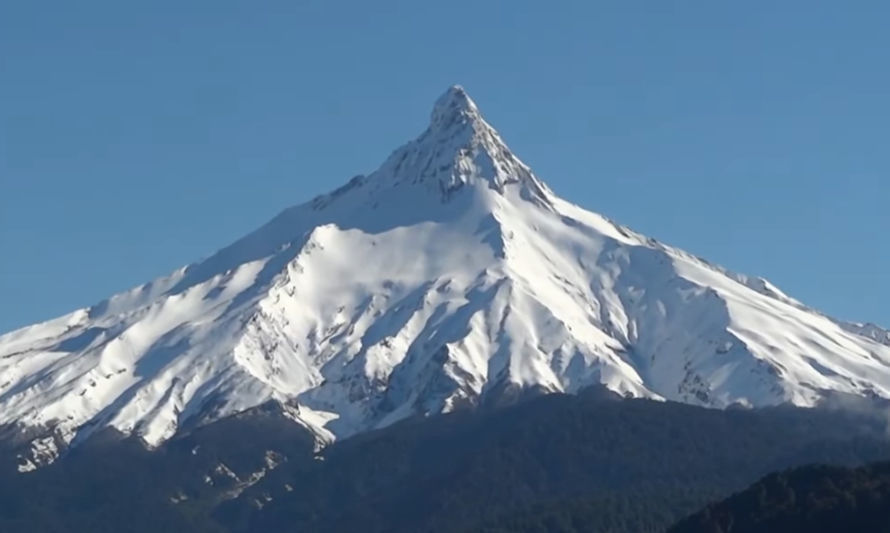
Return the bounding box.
[371,85,551,202]
[430,85,480,128]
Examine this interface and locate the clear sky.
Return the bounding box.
[2,1,888,334]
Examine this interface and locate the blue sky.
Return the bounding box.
[2,1,888,333]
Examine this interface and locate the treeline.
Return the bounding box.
[0,391,889,533]
[223,391,890,532]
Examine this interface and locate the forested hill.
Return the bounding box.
[668,462,890,533]
[1,391,889,533]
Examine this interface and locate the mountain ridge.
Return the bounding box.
[2,86,890,471]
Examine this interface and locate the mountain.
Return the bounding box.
[3,85,890,471]
[668,462,890,533]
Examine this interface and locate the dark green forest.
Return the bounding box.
[669,462,890,533]
[0,391,888,533]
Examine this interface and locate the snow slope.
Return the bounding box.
[3,86,890,470]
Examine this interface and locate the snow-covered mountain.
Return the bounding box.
[3,86,890,471]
